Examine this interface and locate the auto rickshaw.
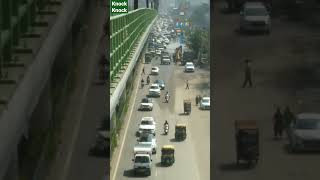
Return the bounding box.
[235,120,259,167]
[184,99,191,114]
[175,124,187,141]
[161,145,175,166]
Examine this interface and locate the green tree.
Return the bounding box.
[188,29,202,56]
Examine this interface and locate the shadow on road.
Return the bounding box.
[219,163,255,171]
[178,112,189,116]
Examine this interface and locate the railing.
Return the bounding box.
[110,8,156,82]
[0,0,62,80]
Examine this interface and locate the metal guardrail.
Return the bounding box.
[110,8,156,82]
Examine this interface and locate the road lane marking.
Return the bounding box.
[111,66,141,180]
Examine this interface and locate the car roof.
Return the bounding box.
[297,113,320,120]
[142,117,154,121]
[150,83,159,86]
[244,2,265,8]
[202,97,210,100]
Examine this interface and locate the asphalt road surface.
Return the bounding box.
[213,2,320,180]
[113,39,210,180]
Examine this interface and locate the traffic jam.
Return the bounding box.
[118,11,210,179]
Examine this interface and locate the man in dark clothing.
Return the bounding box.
[196,96,199,105]
[273,107,284,139]
[283,106,295,129]
[186,80,189,89]
[142,67,145,74]
[242,59,253,88]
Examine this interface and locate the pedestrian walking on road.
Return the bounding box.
[186,80,189,89]
[273,107,284,139]
[283,106,295,137]
[142,67,145,74]
[242,59,253,88]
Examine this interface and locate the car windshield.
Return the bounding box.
[245,8,268,16]
[141,98,149,103]
[202,99,210,103]
[135,156,149,163]
[140,135,152,142]
[152,68,157,70]
[141,120,153,125]
[295,119,320,129]
[150,86,158,89]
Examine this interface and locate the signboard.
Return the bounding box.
[179,12,185,16]
[111,0,128,15]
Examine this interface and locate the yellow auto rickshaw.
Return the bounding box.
[161,145,175,166]
[175,124,187,141]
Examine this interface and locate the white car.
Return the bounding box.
[149,84,161,97]
[151,67,159,75]
[185,62,195,72]
[288,113,320,152]
[138,117,156,136]
[138,133,157,154]
[161,57,171,65]
[240,2,271,34]
[155,49,161,55]
[200,97,210,110]
[139,98,153,111]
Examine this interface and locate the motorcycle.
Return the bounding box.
[165,94,170,103]
[147,77,150,85]
[164,124,169,135]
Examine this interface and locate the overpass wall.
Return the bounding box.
[0,0,86,179]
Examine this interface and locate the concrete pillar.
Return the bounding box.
[3,150,19,180]
[134,0,138,9]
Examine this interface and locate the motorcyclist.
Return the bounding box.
[165,91,169,103]
[147,75,150,84]
[141,78,144,88]
[164,120,169,134]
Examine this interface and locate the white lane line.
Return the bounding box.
[111,68,141,180]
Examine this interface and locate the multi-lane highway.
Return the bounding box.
[112,39,210,180]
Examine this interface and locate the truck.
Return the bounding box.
[181,48,195,65]
[132,144,153,176]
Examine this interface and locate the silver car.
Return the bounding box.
[288,113,320,152]
[240,2,271,34]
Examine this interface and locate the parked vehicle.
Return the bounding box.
[288,113,320,152]
[235,120,259,167]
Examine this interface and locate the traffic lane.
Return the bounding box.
[153,60,205,180]
[213,2,320,180]
[115,58,172,179]
[173,65,211,180]
[66,85,107,180]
